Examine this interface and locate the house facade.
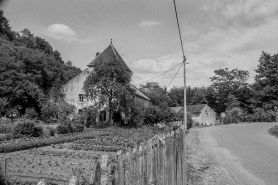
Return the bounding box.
[170,104,216,126]
[63,43,150,118]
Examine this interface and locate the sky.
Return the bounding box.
[1,0,278,88]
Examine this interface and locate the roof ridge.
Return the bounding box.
[87,44,112,67]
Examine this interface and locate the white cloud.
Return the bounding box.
[45,24,78,42]
[137,20,161,28]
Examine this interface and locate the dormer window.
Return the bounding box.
[79,94,84,103]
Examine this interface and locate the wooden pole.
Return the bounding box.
[183,57,187,130]
[183,56,187,185]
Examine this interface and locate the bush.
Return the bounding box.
[125,102,145,127]
[73,124,84,133]
[13,118,36,136]
[33,125,44,137]
[269,125,278,138]
[56,124,70,134]
[24,108,38,119]
[47,126,55,136]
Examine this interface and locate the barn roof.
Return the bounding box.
[186,104,206,113]
[170,104,207,114]
[130,84,150,101]
[169,106,183,113]
[87,43,131,72]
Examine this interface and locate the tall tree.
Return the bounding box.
[139,82,172,107]
[210,68,250,114]
[83,55,134,125]
[252,52,278,110]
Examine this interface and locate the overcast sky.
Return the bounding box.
[2,0,278,88]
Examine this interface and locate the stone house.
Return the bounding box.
[170,104,216,126]
[63,42,150,121]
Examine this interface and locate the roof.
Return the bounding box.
[130,84,150,101]
[170,104,207,114]
[87,43,131,72]
[169,107,183,113]
[179,104,206,114]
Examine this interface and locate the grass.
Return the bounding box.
[269,125,278,138]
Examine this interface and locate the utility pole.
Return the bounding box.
[183,56,187,130]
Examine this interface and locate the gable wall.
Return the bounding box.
[192,105,216,126]
[63,68,95,110]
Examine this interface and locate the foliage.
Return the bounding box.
[41,100,75,123]
[0,11,81,117]
[168,86,208,107]
[83,53,134,124]
[252,52,278,110]
[210,68,250,114]
[269,125,278,138]
[13,118,36,136]
[125,101,146,127]
[140,82,172,107]
[56,124,70,134]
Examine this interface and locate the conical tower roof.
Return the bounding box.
[87,42,131,72]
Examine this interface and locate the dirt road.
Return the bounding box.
[187,122,278,185]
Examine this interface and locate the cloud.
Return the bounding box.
[137,21,161,28]
[45,24,78,41]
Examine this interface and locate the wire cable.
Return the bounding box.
[166,62,183,88]
[173,1,185,60]
[173,0,185,60]
[135,61,183,86]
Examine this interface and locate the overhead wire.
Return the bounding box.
[135,0,186,87]
[135,61,183,86]
[166,62,183,88]
[172,0,186,60]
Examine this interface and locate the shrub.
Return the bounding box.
[269,125,278,138]
[125,102,145,127]
[33,125,44,137]
[74,124,84,133]
[47,126,55,136]
[196,122,199,126]
[13,118,36,136]
[56,124,70,134]
[24,108,38,119]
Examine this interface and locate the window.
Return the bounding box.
[79,94,84,102]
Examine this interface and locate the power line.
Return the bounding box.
[172,0,185,60]
[135,62,183,86]
[166,62,183,88]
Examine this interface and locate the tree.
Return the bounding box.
[83,55,134,125]
[139,82,172,107]
[210,68,250,114]
[0,10,15,40]
[252,52,278,110]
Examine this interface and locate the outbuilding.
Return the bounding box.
[170,104,216,126]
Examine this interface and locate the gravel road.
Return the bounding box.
[187,122,278,185]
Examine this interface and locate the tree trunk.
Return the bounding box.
[108,97,113,126]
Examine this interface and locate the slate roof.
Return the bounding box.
[87,43,131,72]
[170,104,207,114]
[169,107,183,113]
[130,84,150,101]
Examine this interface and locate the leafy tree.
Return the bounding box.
[209,68,250,114]
[83,55,134,125]
[0,10,15,40]
[0,11,81,118]
[252,52,278,110]
[139,82,172,107]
